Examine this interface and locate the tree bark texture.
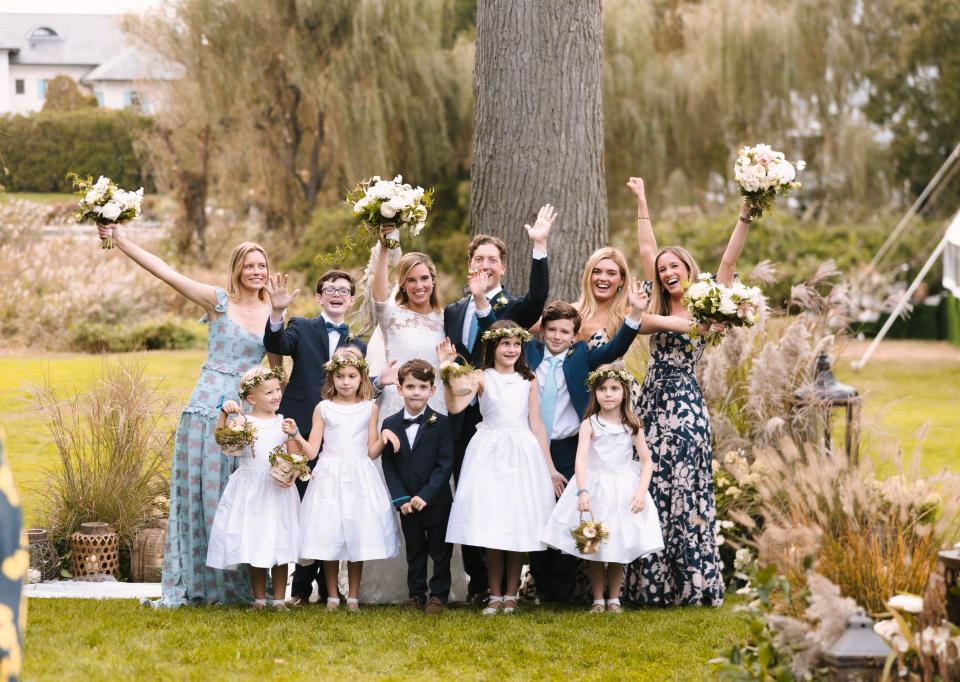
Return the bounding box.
[471,0,607,301]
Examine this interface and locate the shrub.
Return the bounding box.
[68,317,205,353]
[0,109,153,193]
[34,357,174,577]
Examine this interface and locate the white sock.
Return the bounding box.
[254,598,267,606]
[272,599,285,606]
[606,598,621,606]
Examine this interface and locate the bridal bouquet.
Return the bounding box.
[347,175,432,249]
[68,173,144,248]
[682,273,766,346]
[268,441,311,484]
[570,513,610,555]
[214,414,257,455]
[734,144,804,218]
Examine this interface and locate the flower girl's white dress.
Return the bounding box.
[206,414,300,569]
[299,400,400,562]
[446,369,555,552]
[541,415,664,563]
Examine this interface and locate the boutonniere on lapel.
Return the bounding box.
[565,347,576,359]
[492,294,509,312]
[427,414,438,425]
[346,333,356,344]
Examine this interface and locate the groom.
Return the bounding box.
[263,269,396,605]
[442,204,556,602]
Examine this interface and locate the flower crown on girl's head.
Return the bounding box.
[323,354,370,375]
[585,368,635,390]
[239,366,285,399]
[481,327,532,344]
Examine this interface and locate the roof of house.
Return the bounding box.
[0,13,136,67]
[83,47,181,82]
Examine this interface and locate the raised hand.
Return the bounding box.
[265,273,301,312]
[627,177,647,202]
[378,360,399,387]
[381,429,400,451]
[467,268,491,301]
[97,224,118,242]
[577,491,591,513]
[627,277,650,317]
[524,204,558,246]
[630,489,647,513]
[221,400,242,414]
[437,337,457,365]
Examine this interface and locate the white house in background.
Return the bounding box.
[0,13,177,115]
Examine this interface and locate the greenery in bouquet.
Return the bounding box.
[734,144,804,219]
[439,360,476,384]
[316,174,433,264]
[570,515,610,555]
[67,173,144,248]
[214,414,257,455]
[268,443,311,483]
[682,273,766,346]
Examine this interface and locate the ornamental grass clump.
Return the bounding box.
[34,357,174,563]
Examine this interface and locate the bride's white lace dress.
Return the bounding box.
[350,296,467,603]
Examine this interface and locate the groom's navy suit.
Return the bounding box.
[441,254,549,598]
[381,406,455,603]
[263,313,366,602]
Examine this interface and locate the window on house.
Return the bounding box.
[38,79,47,99]
[29,27,59,40]
[124,91,142,110]
[15,79,24,95]
[94,91,104,107]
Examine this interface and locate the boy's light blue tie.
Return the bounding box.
[540,356,562,440]
[466,312,479,353]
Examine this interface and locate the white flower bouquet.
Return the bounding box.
[350,175,432,248]
[682,273,766,346]
[68,173,144,248]
[734,144,804,218]
[268,441,311,483]
[214,414,257,456]
[570,513,610,555]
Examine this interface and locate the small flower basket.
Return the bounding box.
[570,512,610,555]
[25,528,60,582]
[439,360,476,397]
[69,521,120,581]
[131,526,166,583]
[214,414,257,456]
[268,439,311,484]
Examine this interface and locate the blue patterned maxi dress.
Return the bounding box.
[623,320,725,607]
[158,288,265,606]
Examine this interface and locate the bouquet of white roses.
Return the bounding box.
[68,173,144,248]
[682,273,766,346]
[734,144,804,218]
[347,175,433,250]
[268,441,311,483]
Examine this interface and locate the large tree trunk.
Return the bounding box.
[470,0,607,301]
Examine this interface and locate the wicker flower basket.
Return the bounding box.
[131,525,166,583]
[269,438,304,483]
[69,522,120,581]
[26,528,60,582]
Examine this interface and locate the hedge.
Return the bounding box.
[0,109,153,193]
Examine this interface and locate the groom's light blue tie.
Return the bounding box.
[540,356,562,440]
[466,312,479,353]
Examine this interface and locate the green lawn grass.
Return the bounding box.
[23,599,748,680]
[0,192,74,204]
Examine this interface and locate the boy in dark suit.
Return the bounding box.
[525,283,647,602]
[377,360,455,614]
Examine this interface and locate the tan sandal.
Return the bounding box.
[502,595,519,614]
[590,600,605,613]
[482,596,503,615]
[346,597,360,613]
[325,597,340,611]
[606,599,623,613]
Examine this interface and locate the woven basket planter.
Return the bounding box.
[25,528,60,582]
[131,526,166,583]
[69,522,119,581]
[269,438,304,484]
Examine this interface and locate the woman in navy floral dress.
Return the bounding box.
[99,224,280,606]
[621,177,754,607]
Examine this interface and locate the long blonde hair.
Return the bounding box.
[394,252,442,310]
[227,242,270,301]
[651,246,700,316]
[573,247,632,340]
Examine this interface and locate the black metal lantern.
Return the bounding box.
[821,609,891,680]
[795,352,862,463]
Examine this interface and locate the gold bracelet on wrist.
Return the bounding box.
[739,214,753,224]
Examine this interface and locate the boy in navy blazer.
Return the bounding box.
[525,285,647,602]
[378,360,455,614]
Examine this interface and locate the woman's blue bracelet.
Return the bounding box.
[576,488,589,496]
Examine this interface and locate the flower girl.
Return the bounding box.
[206,366,300,610]
[286,347,400,611]
[440,320,566,615]
[541,366,664,613]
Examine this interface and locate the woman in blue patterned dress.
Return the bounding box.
[99,224,279,607]
[621,177,753,607]
[0,437,25,680]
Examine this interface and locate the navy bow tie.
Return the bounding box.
[403,414,425,428]
[325,321,349,336]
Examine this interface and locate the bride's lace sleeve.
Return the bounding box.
[373,297,393,329]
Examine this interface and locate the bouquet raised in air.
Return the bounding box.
[268,442,311,483]
[214,414,257,455]
[570,513,610,555]
[68,173,144,248]
[682,273,766,346]
[734,144,804,218]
